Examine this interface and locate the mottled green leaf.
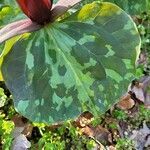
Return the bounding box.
[1,2,141,123]
[0,1,25,27]
[0,35,26,81]
[104,0,150,14]
[81,0,150,14]
[53,0,59,4]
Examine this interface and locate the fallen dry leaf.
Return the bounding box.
[12,115,28,127]
[107,145,116,150]
[117,93,135,110]
[94,125,112,145]
[80,125,94,137]
[75,111,94,128]
[145,135,150,147]
[130,122,150,150]
[80,124,112,145]
[140,76,150,107]
[130,83,145,103]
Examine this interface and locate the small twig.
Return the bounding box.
[89,136,106,150]
[117,124,125,138]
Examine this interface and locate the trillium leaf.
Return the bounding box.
[53,0,59,4]
[82,0,150,15]
[1,2,141,123]
[0,2,24,27]
[104,0,150,15]
[0,35,26,81]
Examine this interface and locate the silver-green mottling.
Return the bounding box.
[1,2,141,123]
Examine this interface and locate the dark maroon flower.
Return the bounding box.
[16,0,53,24]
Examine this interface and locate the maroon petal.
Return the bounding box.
[16,0,53,24]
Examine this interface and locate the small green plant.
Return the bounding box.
[38,132,65,150]
[0,112,14,150]
[112,109,128,120]
[116,138,135,150]
[128,104,150,129]
[0,87,7,107]
[91,116,103,127]
[38,121,96,150]
[108,122,118,130]
[138,105,150,122]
